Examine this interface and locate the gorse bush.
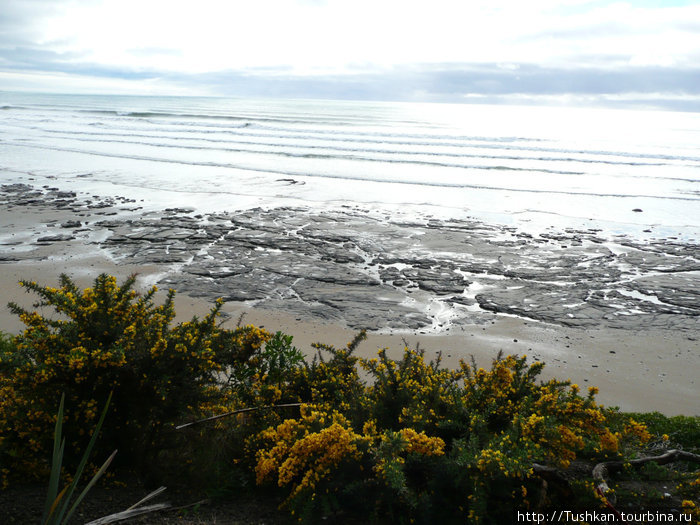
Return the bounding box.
[250,342,656,524]
[628,412,700,453]
[0,274,697,523]
[0,330,14,355]
[229,330,304,403]
[0,274,270,485]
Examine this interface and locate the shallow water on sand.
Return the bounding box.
[1,92,698,240]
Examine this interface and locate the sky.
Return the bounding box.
[1,0,700,109]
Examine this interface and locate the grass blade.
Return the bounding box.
[42,393,65,525]
[62,449,117,524]
[45,483,69,524]
[54,391,113,524]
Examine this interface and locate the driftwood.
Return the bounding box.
[84,500,210,525]
[528,449,700,510]
[83,484,210,525]
[175,402,302,430]
[84,503,172,525]
[83,486,170,525]
[593,449,700,503]
[125,486,167,510]
[532,463,573,508]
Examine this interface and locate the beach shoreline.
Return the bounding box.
[1,182,698,415]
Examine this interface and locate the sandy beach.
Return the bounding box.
[1,183,698,415]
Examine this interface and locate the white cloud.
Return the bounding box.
[2,0,699,105]
[20,0,699,74]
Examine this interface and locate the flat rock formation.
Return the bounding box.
[2,183,699,332]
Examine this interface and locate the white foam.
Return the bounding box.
[1,93,698,242]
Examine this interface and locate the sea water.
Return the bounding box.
[1,91,698,240]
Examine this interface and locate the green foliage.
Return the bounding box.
[292,331,366,410]
[253,345,657,524]
[259,332,304,384]
[0,274,697,523]
[359,347,463,436]
[43,393,115,525]
[639,460,674,481]
[0,274,270,485]
[171,331,305,492]
[0,330,15,355]
[629,412,700,452]
[230,331,304,396]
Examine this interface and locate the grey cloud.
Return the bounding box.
[419,64,700,97]
[0,0,62,25]
[0,50,157,82]
[2,41,700,111]
[0,0,65,45]
[0,46,86,69]
[151,63,700,111]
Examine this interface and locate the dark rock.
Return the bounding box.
[36,234,75,243]
[5,183,699,333]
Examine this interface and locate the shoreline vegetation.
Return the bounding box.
[0,274,698,524]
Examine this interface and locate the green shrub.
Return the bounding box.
[1,274,696,523]
[172,330,305,491]
[0,330,15,355]
[629,412,700,452]
[0,274,270,485]
[252,345,653,524]
[229,331,304,400]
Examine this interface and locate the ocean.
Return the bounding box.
[1,91,698,240]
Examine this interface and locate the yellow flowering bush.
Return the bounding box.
[255,406,364,497]
[2,274,694,522]
[288,333,367,413]
[0,274,270,485]
[250,344,658,524]
[360,347,463,435]
[253,402,449,522]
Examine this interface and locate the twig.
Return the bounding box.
[84,498,210,525]
[126,486,167,511]
[593,449,700,502]
[83,503,172,525]
[175,402,302,430]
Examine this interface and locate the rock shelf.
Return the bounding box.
[2,183,698,333]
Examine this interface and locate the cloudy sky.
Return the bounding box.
[1,0,700,109]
